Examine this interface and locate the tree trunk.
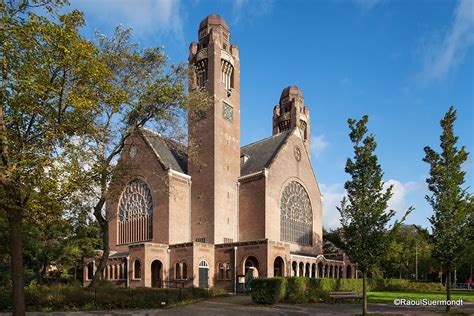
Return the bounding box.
[88,198,109,290]
[446,270,451,313]
[362,271,368,315]
[7,211,25,316]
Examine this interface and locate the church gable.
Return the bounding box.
[240,131,292,176]
[139,128,188,174]
[263,128,323,254]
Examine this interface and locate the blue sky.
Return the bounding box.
[69,0,473,230]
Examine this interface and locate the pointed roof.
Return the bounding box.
[240,131,292,176]
[139,128,188,174]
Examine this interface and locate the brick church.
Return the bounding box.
[84,15,355,291]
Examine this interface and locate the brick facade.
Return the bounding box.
[84,14,355,291]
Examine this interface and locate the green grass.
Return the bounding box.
[368,291,474,303]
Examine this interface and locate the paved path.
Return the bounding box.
[3,295,474,315]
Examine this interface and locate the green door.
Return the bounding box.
[198,260,209,288]
[199,268,208,288]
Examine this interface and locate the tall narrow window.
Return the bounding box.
[118,179,153,244]
[134,260,141,279]
[218,263,225,280]
[175,263,182,280]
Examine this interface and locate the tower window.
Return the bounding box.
[223,43,228,51]
[223,102,233,122]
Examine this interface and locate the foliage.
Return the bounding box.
[423,106,472,311]
[250,277,287,304]
[379,224,433,280]
[337,115,412,314]
[1,1,113,313]
[0,283,226,312]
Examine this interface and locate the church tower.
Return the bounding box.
[188,15,240,244]
[272,86,310,154]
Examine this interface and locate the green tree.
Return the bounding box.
[0,1,111,313]
[337,115,411,315]
[423,106,471,312]
[379,225,432,280]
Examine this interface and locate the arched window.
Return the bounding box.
[175,262,182,280]
[134,259,141,279]
[218,263,225,280]
[118,179,153,244]
[182,262,187,280]
[175,262,188,280]
[224,263,231,280]
[280,181,313,245]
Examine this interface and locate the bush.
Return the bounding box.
[286,277,308,303]
[251,278,287,304]
[0,285,228,312]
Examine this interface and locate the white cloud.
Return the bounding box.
[321,179,418,229]
[72,0,185,41]
[311,134,329,158]
[420,0,474,82]
[383,179,418,217]
[320,183,346,229]
[232,0,274,24]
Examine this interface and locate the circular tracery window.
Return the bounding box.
[280,181,313,245]
[118,179,153,222]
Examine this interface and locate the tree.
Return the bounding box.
[78,26,211,289]
[0,1,111,313]
[379,225,432,280]
[337,115,411,315]
[423,106,471,312]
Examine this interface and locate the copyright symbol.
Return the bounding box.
[394,299,400,306]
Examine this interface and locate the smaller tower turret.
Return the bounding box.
[273,86,311,154]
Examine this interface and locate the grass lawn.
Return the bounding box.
[368,291,474,303]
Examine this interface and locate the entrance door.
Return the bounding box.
[151,260,162,288]
[198,260,209,288]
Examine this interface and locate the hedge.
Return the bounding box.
[250,277,445,304]
[0,283,227,312]
[250,278,287,304]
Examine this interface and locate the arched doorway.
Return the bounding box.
[346,265,352,278]
[244,256,259,285]
[151,260,163,288]
[198,260,209,288]
[274,256,284,277]
[299,262,304,277]
[311,263,316,278]
[292,261,297,276]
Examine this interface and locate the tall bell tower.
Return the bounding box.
[188,15,240,244]
[273,86,311,155]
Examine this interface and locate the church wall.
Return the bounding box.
[238,176,266,241]
[214,246,234,292]
[168,174,191,244]
[106,132,171,253]
[192,243,215,288]
[266,241,291,278]
[265,131,323,255]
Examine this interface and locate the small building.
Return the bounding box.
[84,14,355,291]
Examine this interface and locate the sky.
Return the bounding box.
[68,0,474,230]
